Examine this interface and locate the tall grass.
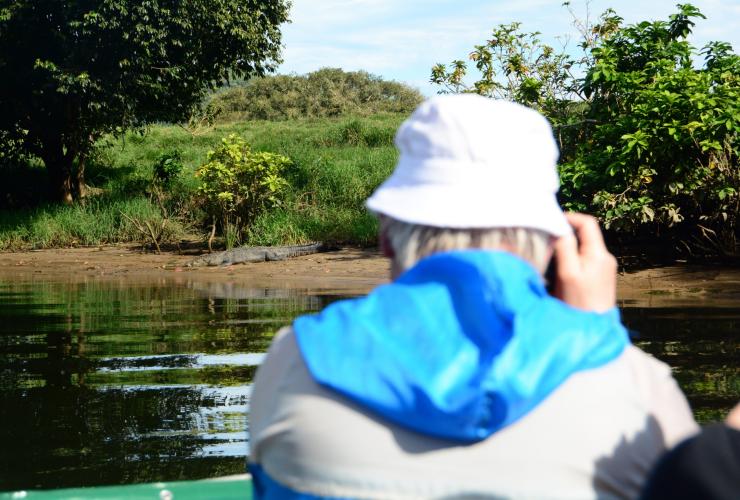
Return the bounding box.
[0,196,186,250]
[0,113,407,249]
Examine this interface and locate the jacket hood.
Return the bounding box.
[293,250,628,442]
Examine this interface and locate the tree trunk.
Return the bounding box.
[73,150,86,200]
[42,153,74,205]
[41,143,83,205]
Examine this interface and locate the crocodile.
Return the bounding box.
[187,242,328,267]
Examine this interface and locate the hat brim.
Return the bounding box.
[366,177,572,237]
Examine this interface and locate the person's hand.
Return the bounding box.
[726,402,740,430]
[552,212,617,313]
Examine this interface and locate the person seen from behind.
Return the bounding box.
[248,94,699,499]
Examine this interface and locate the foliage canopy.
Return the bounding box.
[0,0,290,203]
[432,4,740,256]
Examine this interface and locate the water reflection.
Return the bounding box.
[0,279,737,491]
[622,306,740,424]
[0,279,345,490]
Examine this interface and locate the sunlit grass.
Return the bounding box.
[0,113,407,249]
[0,196,186,250]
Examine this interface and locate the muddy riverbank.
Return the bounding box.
[0,245,738,306]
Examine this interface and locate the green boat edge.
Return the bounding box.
[0,474,252,499]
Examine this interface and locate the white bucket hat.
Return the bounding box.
[366,94,571,236]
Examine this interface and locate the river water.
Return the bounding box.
[0,277,738,490]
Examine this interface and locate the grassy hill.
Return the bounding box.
[0,113,405,250]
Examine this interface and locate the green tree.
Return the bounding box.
[561,4,739,249]
[432,4,740,255]
[429,21,590,163]
[0,0,290,203]
[430,23,577,120]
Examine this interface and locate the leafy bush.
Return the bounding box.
[206,68,424,122]
[0,128,29,168]
[196,134,290,247]
[432,4,740,257]
[563,6,739,241]
[152,150,184,188]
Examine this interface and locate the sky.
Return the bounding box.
[277,0,740,96]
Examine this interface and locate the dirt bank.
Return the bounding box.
[0,246,738,306]
[0,246,389,296]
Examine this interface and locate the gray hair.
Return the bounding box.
[380,216,553,276]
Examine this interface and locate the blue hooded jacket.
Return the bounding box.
[292,250,629,442]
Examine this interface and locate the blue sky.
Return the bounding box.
[277,0,740,95]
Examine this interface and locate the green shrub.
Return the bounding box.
[206,68,423,122]
[432,4,740,257]
[152,150,184,188]
[196,134,290,247]
[561,5,739,254]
